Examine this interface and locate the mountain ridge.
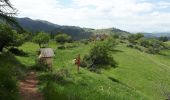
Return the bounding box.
[16,17,130,40]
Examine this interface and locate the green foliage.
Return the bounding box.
[55,33,72,44]
[0,24,24,52]
[0,52,26,100]
[0,67,19,100]
[159,36,169,42]
[139,38,150,48]
[81,40,117,71]
[32,32,50,48]
[112,34,119,39]
[57,45,66,49]
[9,48,28,56]
[105,37,118,50]
[80,39,89,45]
[128,33,144,44]
[127,33,168,54]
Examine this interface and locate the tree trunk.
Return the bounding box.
[39,43,41,48]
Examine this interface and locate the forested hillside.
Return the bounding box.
[17,17,129,40]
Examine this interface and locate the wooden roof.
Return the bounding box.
[39,48,55,58]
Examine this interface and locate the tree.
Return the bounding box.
[0,24,24,52]
[159,36,168,42]
[55,33,72,44]
[33,32,50,48]
[0,0,23,31]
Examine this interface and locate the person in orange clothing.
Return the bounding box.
[75,54,81,73]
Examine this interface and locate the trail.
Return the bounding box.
[19,71,43,100]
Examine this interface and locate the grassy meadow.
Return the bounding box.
[8,41,170,100]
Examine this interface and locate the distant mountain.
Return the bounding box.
[17,17,60,32]
[17,17,130,40]
[142,32,170,38]
[142,33,157,38]
[155,33,170,37]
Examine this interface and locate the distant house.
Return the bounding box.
[38,48,55,68]
[91,34,108,41]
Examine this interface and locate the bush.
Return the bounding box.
[81,42,117,71]
[146,47,160,54]
[55,34,72,44]
[8,48,28,56]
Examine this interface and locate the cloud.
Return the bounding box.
[11,0,170,32]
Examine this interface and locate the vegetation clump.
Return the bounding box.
[55,33,72,44]
[0,24,24,52]
[0,67,19,100]
[33,32,50,48]
[127,33,169,54]
[81,39,117,72]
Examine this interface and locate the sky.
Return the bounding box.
[11,0,170,33]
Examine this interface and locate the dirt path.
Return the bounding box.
[19,71,43,100]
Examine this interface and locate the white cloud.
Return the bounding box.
[10,0,170,32]
[157,1,170,9]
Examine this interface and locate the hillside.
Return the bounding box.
[17,17,129,40]
[13,41,170,100]
[88,28,130,36]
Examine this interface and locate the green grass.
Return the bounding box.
[5,41,170,100]
[0,52,26,100]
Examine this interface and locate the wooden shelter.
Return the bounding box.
[38,48,55,68]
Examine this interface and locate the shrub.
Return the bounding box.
[55,34,72,44]
[8,48,28,56]
[81,42,117,71]
[146,46,160,54]
[128,33,144,45]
